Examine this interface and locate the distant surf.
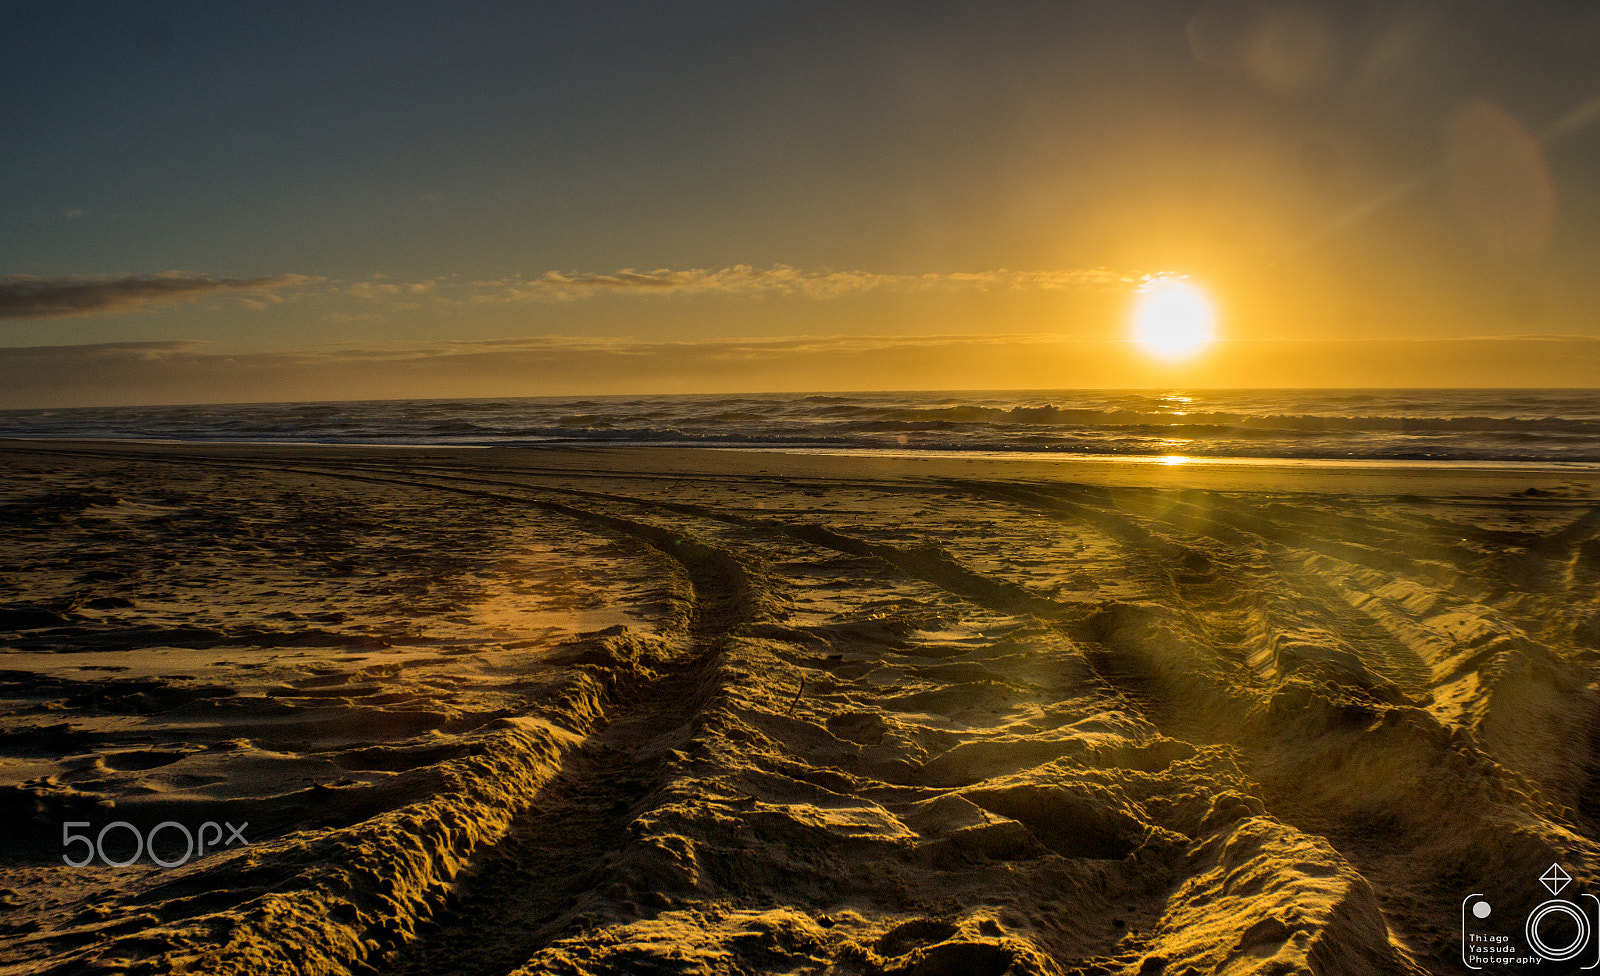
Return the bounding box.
[2,389,1598,464]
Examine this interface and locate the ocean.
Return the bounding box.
[1,389,1596,465]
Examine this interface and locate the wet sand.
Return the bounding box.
[2,440,1598,975]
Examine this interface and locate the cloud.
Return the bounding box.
[0,273,315,320]
[0,265,1146,322]
[343,279,437,300]
[2,340,205,359]
[468,265,1142,304]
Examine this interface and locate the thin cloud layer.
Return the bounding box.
[0,266,1146,322]
[0,273,313,320]
[468,265,1142,303]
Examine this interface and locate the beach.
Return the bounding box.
[2,440,1598,975]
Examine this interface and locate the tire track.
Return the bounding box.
[2,446,786,975]
[378,645,729,976]
[10,445,1596,975]
[903,475,1600,971]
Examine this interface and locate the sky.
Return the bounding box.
[3,0,1599,406]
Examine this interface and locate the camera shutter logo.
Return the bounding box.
[1461,864,1600,971]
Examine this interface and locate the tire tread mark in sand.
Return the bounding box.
[929,479,1486,765]
[10,447,757,638]
[330,467,1066,619]
[1129,499,1436,698]
[312,462,1081,633]
[341,455,915,499]
[938,479,1181,554]
[794,479,1248,724]
[335,460,757,529]
[370,469,1168,722]
[307,466,1196,971]
[217,473,772,974]
[6,447,778,976]
[378,647,725,976]
[931,479,1566,970]
[1134,495,1543,699]
[328,466,1194,724]
[765,522,1164,720]
[25,451,1300,730]
[313,470,764,637]
[1132,487,1475,573]
[1529,504,1600,600]
[994,476,1470,589]
[929,479,1274,696]
[1106,488,1600,665]
[1265,555,1436,696]
[1094,483,1442,697]
[780,523,1060,619]
[1257,535,1544,697]
[956,477,1440,698]
[795,518,1249,733]
[10,446,1066,634]
[420,468,1156,720]
[352,495,773,974]
[182,465,784,976]
[932,478,1219,604]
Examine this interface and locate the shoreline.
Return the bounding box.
[13,433,1600,471]
[6,435,1600,495]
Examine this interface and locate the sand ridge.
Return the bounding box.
[1,442,1598,974]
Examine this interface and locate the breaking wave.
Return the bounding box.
[2,389,1598,463]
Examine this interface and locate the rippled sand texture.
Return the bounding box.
[2,443,1598,975]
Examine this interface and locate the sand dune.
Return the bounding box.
[2,443,1598,975]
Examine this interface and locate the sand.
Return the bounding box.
[1,440,1598,975]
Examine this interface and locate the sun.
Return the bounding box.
[1131,277,1217,360]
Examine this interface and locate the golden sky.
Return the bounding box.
[3,3,1599,405]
